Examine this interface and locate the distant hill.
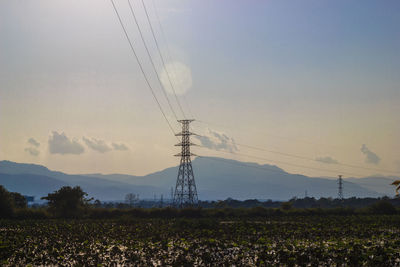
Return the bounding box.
[0,158,396,201]
[0,160,162,201]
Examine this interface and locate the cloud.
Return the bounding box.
[112,143,129,151]
[24,147,40,156]
[315,156,339,164]
[48,131,85,155]
[361,144,381,165]
[83,137,112,153]
[195,128,238,153]
[28,138,40,147]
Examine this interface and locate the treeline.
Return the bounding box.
[203,196,400,209]
[1,185,399,219]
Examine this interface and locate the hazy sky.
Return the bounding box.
[1,0,399,178]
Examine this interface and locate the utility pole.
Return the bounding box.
[338,175,343,200]
[173,119,198,208]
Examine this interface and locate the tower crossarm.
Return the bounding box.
[175,132,197,136]
[177,119,195,123]
[174,152,197,157]
[175,142,198,146]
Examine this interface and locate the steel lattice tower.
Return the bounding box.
[173,119,198,208]
[338,175,343,200]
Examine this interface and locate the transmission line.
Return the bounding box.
[140,0,186,119]
[196,156,311,176]
[127,0,179,121]
[150,0,196,119]
[110,0,176,136]
[196,119,343,151]
[197,145,362,177]
[233,142,400,175]
[193,125,400,176]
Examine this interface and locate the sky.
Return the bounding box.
[0,0,399,178]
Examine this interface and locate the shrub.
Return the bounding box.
[369,200,397,215]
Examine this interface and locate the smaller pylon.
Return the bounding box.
[338,175,343,200]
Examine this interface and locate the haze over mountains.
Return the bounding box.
[0,158,396,201]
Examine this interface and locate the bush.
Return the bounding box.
[281,202,293,211]
[369,200,397,215]
[14,208,49,219]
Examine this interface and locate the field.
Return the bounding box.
[2,215,400,266]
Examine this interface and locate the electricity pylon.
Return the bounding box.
[338,175,343,200]
[173,119,198,208]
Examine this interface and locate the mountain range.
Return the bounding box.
[0,158,397,201]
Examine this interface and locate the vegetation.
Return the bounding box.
[0,186,26,218]
[393,180,400,196]
[1,216,400,265]
[41,186,92,218]
[1,186,400,264]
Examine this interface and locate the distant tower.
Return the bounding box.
[173,119,198,208]
[338,175,343,200]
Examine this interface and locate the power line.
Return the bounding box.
[198,156,397,189]
[127,0,179,121]
[196,156,305,176]
[141,0,186,119]
[110,0,176,136]
[197,145,362,177]
[150,0,196,119]
[233,142,400,175]
[196,119,343,151]
[192,126,400,176]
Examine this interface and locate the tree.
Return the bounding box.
[0,186,14,218]
[10,192,27,209]
[41,186,92,218]
[392,180,400,196]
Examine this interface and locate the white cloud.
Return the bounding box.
[28,138,40,147]
[195,128,238,153]
[48,131,84,155]
[83,137,112,153]
[316,156,339,164]
[361,144,381,165]
[112,143,129,151]
[25,147,40,156]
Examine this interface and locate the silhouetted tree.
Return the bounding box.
[10,192,27,209]
[0,186,14,218]
[41,186,92,218]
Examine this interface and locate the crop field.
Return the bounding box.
[1,215,400,266]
